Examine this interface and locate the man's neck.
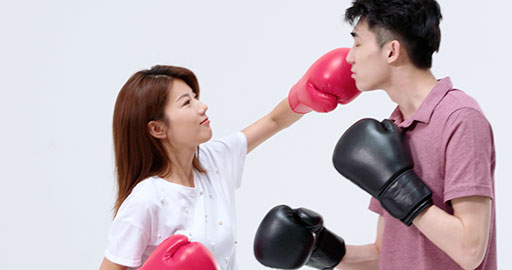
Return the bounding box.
[384,67,438,120]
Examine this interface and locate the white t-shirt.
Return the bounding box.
[105,132,247,270]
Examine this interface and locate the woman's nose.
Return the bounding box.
[199,102,208,114]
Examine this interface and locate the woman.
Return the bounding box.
[100,48,357,270]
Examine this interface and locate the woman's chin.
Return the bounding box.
[200,129,213,143]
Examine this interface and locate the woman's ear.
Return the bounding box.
[148,120,167,139]
[387,40,401,64]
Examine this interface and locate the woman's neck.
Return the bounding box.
[162,143,196,187]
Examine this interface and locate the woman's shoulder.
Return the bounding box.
[203,131,245,147]
[118,177,161,213]
[198,132,247,162]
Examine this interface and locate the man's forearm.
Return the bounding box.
[335,244,379,270]
[413,197,491,270]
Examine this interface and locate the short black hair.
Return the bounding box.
[345,0,442,69]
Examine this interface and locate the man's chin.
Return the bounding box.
[356,83,378,92]
[356,85,371,92]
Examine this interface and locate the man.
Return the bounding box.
[253,1,496,269]
[337,1,496,269]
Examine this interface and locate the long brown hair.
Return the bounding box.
[112,65,206,215]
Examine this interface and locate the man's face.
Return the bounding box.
[346,20,391,91]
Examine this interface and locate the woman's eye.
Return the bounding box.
[184,100,190,106]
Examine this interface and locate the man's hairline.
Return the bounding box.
[350,18,398,48]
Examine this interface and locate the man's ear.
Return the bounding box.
[148,120,167,139]
[386,40,402,64]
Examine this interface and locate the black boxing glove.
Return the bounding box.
[253,205,345,269]
[332,118,432,226]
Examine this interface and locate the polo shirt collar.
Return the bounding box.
[390,77,453,129]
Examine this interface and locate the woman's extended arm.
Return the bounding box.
[242,98,302,154]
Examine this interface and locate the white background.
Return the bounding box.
[1,0,510,269]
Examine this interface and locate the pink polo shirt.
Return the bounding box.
[369,77,497,270]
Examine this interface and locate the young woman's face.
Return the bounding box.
[346,20,391,92]
[163,79,212,148]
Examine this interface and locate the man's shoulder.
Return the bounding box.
[428,88,486,125]
[439,88,483,114]
[433,90,493,137]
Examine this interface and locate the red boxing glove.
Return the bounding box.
[138,234,220,270]
[288,48,360,114]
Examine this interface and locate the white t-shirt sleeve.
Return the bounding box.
[199,131,247,190]
[104,188,153,268]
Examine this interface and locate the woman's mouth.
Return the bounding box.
[200,118,210,125]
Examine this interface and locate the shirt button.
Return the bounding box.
[218,220,223,225]
[160,198,164,204]
[234,240,238,245]
[225,257,229,263]
[157,234,161,238]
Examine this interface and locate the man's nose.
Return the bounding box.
[346,48,355,65]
